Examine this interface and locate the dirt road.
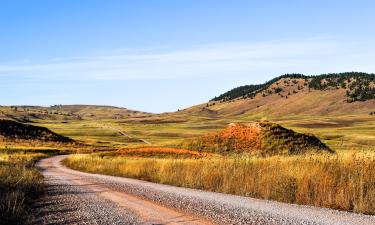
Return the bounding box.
[31,155,375,225]
[94,122,152,145]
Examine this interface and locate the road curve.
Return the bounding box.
[31,155,375,225]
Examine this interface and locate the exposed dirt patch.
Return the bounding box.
[181,122,333,155]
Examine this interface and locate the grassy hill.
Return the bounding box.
[212,72,375,102]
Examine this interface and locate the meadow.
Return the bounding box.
[8,111,375,216]
[55,112,375,215]
[31,111,375,152]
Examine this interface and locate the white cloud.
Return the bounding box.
[0,37,373,81]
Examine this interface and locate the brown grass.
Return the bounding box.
[116,147,215,158]
[0,149,48,224]
[64,151,375,215]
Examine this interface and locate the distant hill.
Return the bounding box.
[2,72,375,122]
[49,105,152,119]
[182,72,375,117]
[0,119,73,143]
[0,105,152,122]
[179,122,333,155]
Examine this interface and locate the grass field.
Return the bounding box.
[31,111,375,153]
[56,111,375,215]
[5,110,374,217]
[64,150,375,215]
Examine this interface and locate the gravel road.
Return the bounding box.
[30,155,375,225]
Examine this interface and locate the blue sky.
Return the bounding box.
[1,0,375,112]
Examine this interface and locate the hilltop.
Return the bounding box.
[182,72,375,117]
[179,121,333,155]
[0,119,73,143]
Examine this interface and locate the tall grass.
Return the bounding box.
[0,150,46,225]
[65,152,375,215]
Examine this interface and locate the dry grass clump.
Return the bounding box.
[0,139,106,155]
[0,150,46,225]
[116,147,215,158]
[65,151,375,215]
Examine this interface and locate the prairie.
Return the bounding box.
[23,106,374,216]
[59,110,375,215]
[3,75,375,219]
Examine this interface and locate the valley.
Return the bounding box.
[1,73,375,224]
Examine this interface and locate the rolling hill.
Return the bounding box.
[0,105,152,122]
[183,72,375,117]
[2,72,375,123]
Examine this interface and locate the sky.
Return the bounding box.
[1,0,375,113]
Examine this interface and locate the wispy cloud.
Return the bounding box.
[0,37,373,81]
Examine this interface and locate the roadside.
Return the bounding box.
[30,155,210,225]
[32,155,375,225]
[0,149,59,225]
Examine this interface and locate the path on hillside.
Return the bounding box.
[31,155,375,225]
[93,122,151,145]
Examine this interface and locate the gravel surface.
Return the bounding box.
[29,163,140,224]
[31,155,375,225]
[30,155,210,225]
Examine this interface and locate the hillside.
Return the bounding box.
[184,72,375,117]
[212,72,375,103]
[180,122,333,155]
[0,119,73,143]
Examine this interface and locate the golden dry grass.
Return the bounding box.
[0,149,48,224]
[116,147,215,158]
[64,151,375,215]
